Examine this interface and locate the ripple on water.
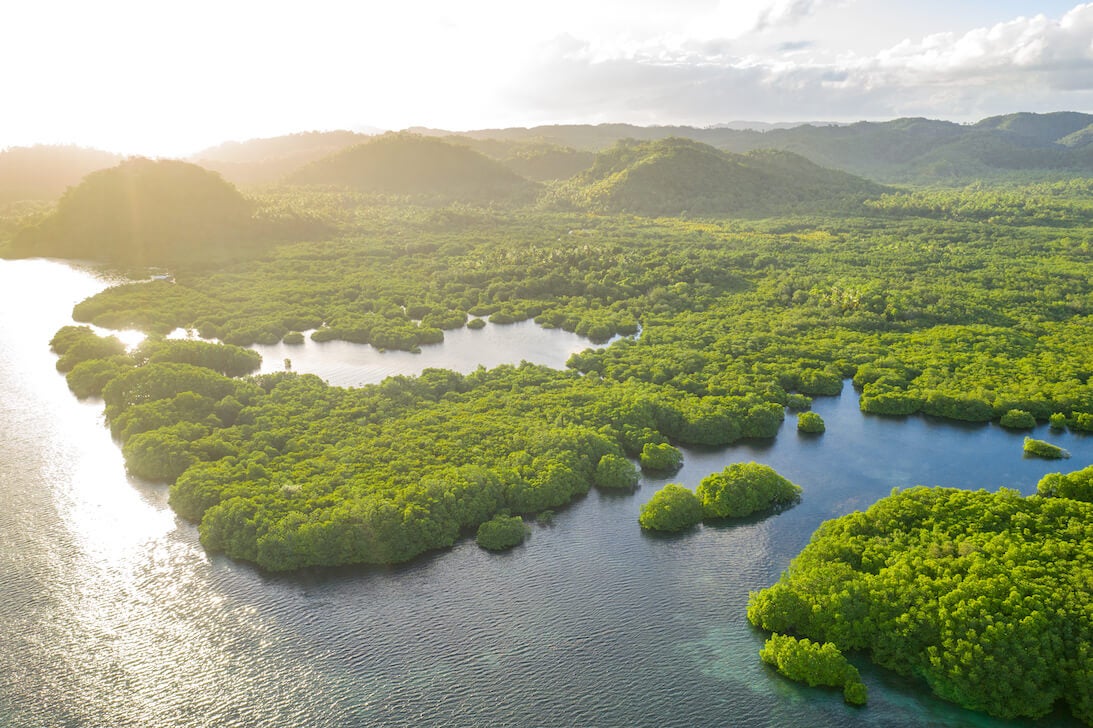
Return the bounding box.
[0,259,1089,727]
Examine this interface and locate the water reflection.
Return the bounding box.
[250,319,603,387]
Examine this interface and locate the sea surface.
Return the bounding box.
[1,258,1089,728]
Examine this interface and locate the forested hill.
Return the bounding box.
[550,138,885,216]
[9,158,260,265]
[0,145,120,204]
[425,112,1093,184]
[286,133,539,203]
[190,130,373,187]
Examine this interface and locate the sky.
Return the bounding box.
[2,0,1092,156]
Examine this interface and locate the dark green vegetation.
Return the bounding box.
[547,138,885,216]
[639,463,800,532]
[747,485,1093,723]
[475,514,527,551]
[1023,437,1070,459]
[796,411,825,433]
[759,633,867,706]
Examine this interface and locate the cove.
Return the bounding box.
[0,258,1089,727]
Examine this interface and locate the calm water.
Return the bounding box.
[1,258,1089,728]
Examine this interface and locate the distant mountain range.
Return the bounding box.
[2,112,1091,208]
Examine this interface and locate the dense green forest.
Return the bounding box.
[4,124,1093,724]
[34,182,1093,576]
[747,481,1093,723]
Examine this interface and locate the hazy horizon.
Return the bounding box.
[4,1,1092,157]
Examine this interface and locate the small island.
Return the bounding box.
[475,515,527,551]
[796,411,825,434]
[1023,437,1069,459]
[638,462,801,532]
[759,633,867,706]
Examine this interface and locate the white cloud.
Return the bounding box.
[755,0,836,31]
[503,3,1093,124]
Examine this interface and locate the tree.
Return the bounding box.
[639,442,683,473]
[638,484,703,532]
[476,515,527,550]
[594,453,640,491]
[696,462,801,519]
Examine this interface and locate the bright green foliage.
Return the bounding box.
[747,486,1093,723]
[38,180,1093,581]
[136,338,261,377]
[638,484,703,532]
[475,515,527,551]
[786,394,812,411]
[696,462,801,519]
[999,409,1036,429]
[1049,412,1068,429]
[1037,464,1093,502]
[759,633,866,706]
[50,325,126,372]
[65,356,133,398]
[593,454,640,491]
[1023,437,1070,459]
[639,442,683,473]
[797,411,825,433]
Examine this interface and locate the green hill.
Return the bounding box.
[287,133,538,203]
[556,138,885,217]
[974,111,1093,145]
[0,145,120,204]
[446,137,595,181]
[427,113,1093,184]
[190,130,372,186]
[11,158,257,265]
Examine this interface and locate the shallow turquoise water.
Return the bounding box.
[0,258,1088,727]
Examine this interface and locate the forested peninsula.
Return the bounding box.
[3,118,1093,724]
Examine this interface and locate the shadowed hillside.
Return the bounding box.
[287,133,538,203]
[550,138,886,216]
